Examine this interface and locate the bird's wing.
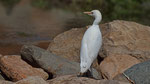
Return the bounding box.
[80,43,88,63]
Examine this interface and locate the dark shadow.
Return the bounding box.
[97,54,104,65]
[0,70,11,81]
[77,70,94,79]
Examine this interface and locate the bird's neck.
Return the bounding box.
[92,15,102,25]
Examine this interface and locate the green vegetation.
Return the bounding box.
[30,0,150,25]
[1,0,150,25]
[31,0,50,9]
[16,32,32,37]
[0,0,20,14]
[0,0,20,6]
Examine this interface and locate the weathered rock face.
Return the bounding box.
[47,28,86,61]
[99,54,140,79]
[124,60,150,84]
[113,74,130,83]
[100,20,150,61]
[16,76,48,84]
[0,55,48,81]
[21,45,101,79]
[47,75,130,84]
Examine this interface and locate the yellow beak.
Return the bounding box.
[83,12,92,14]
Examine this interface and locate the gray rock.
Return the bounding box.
[124,60,150,84]
[20,45,101,79]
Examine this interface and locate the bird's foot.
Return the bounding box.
[77,72,83,77]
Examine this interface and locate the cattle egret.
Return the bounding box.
[79,10,102,77]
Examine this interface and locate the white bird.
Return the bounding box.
[79,10,102,77]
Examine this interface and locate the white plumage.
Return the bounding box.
[80,10,102,75]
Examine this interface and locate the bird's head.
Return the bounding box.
[84,10,102,25]
[84,10,101,18]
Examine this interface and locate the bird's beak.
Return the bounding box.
[83,12,92,15]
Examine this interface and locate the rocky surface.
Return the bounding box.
[48,20,150,65]
[16,76,48,84]
[47,28,86,61]
[100,54,140,79]
[47,75,129,84]
[21,45,101,79]
[1,20,150,84]
[113,74,130,83]
[0,76,48,84]
[124,60,150,84]
[100,20,150,61]
[0,80,14,84]
[0,55,48,81]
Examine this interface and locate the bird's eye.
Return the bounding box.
[91,12,93,14]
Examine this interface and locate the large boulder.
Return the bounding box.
[99,54,140,79]
[47,75,130,84]
[100,20,150,61]
[47,28,86,61]
[0,55,48,81]
[21,45,101,79]
[123,60,150,84]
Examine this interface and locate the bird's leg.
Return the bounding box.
[88,64,93,78]
[90,66,92,75]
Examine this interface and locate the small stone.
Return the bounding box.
[0,55,48,81]
[99,54,140,79]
